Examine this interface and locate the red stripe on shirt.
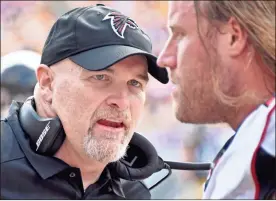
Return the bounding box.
[265,97,275,107]
[250,105,275,199]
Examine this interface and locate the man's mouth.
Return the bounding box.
[97,119,125,128]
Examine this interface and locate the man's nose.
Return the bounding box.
[106,90,130,111]
[157,41,177,70]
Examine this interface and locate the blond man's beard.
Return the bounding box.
[82,129,132,163]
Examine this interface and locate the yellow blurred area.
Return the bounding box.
[1,1,169,56]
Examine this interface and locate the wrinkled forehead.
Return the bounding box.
[101,55,149,76]
[78,55,149,79]
[52,56,149,81]
[168,1,196,19]
[167,1,199,31]
[49,58,83,77]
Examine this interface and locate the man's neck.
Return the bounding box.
[225,104,257,131]
[54,139,106,190]
[221,62,274,131]
[223,94,273,131]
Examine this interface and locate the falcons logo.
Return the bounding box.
[102,12,139,39]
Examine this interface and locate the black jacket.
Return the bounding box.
[1,101,151,199]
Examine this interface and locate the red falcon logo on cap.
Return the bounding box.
[102,12,139,39]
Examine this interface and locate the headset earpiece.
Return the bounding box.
[19,96,65,156]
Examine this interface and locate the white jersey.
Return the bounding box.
[203,96,275,199]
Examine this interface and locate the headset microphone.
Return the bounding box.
[109,132,213,183]
[164,161,213,171]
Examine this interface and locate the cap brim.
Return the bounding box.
[69,45,168,84]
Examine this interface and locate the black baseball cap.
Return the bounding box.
[41,4,168,84]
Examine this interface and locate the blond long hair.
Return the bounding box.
[194,1,275,106]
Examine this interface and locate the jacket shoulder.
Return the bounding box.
[1,119,24,163]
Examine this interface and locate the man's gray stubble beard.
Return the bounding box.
[82,106,133,163]
[82,128,132,163]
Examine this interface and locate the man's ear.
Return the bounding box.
[224,17,248,57]
[36,64,54,103]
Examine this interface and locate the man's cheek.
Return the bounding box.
[132,102,145,126]
[177,36,191,57]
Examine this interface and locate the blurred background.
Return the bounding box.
[1,1,234,199]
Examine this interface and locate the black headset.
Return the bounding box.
[19,96,212,185]
[19,96,65,155]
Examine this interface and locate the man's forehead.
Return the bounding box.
[169,1,196,17]
[53,56,149,81]
[79,56,148,76]
[168,1,196,27]
[111,55,148,72]
[50,58,82,75]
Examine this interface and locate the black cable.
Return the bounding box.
[164,161,213,171]
[149,163,172,191]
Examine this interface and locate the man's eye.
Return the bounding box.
[92,75,109,81]
[128,79,142,88]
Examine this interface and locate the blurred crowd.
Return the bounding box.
[1,1,234,199]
